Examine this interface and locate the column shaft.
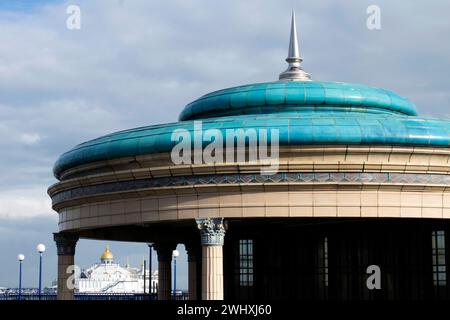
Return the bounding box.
[53,233,78,301]
[154,243,176,300]
[158,260,171,300]
[202,245,224,300]
[57,254,75,300]
[185,240,201,300]
[196,218,226,300]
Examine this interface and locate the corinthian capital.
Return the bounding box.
[53,232,78,256]
[195,218,226,246]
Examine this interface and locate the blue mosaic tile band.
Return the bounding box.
[51,172,450,206]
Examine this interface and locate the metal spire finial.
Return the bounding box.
[279,10,311,81]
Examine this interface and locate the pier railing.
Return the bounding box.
[0,292,189,301]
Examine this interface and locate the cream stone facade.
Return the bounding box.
[49,146,450,231]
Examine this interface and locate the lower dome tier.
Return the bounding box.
[54,112,450,179]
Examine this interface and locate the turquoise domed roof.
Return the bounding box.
[53,79,450,179]
[52,15,450,180]
[179,81,418,121]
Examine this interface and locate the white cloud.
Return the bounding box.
[20,132,41,145]
[0,186,54,219]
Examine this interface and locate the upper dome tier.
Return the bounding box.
[179,81,418,121]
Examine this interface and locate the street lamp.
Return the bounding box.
[17,254,25,300]
[36,244,46,300]
[143,259,147,295]
[172,249,179,300]
[147,243,153,297]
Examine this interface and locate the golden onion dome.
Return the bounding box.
[100,245,114,260]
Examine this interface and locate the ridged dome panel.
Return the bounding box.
[179,81,418,121]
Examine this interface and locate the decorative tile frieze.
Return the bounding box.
[51,172,450,206]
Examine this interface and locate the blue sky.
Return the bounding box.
[0,0,450,289]
[0,0,63,12]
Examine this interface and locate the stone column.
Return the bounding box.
[53,233,78,300]
[154,243,176,300]
[196,218,226,300]
[185,241,201,300]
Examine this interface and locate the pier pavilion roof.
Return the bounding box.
[52,13,450,180]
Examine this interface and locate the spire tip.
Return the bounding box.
[279,10,311,81]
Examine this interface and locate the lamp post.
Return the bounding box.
[36,244,46,300]
[172,249,179,300]
[17,254,25,300]
[143,259,147,294]
[147,243,153,297]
